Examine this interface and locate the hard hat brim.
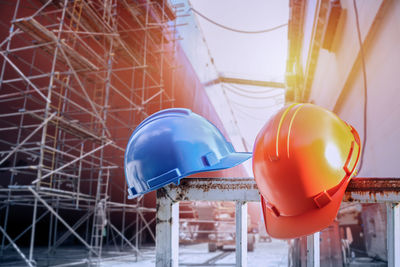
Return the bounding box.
[261,177,350,239]
[127,152,252,199]
[202,152,252,172]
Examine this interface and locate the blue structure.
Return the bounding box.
[124,108,251,198]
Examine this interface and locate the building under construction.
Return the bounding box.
[0,0,399,267]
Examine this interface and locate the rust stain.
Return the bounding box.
[347,178,400,192]
[175,178,257,193]
[345,178,400,202]
[156,187,167,198]
[168,177,399,202]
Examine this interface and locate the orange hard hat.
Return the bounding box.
[253,103,361,239]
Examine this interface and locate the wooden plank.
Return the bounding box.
[14,18,98,71]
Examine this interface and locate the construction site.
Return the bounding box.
[0,0,399,267]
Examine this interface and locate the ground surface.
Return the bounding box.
[101,239,289,267]
[0,238,288,266]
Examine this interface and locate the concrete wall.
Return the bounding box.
[304,0,400,177]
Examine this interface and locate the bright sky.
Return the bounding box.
[189,0,288,81]
[173,0,289,175]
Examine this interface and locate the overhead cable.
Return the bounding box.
[353,0,367,172]
[225,84,283,99]
[229,99,279,110]
[227,82,283,94]
[190,8,288,34]
[233,106,270,121]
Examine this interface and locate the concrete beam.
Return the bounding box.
[164,177,400,203]
[235,201,247,267]
[155,189,179,267]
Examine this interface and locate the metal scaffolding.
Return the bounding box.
[0,0,181,266]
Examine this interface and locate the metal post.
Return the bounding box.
[138,211,156,242]
[28,197,38,263]
[0,52,50,103]
[135,198,140,262]
[4,211,49,251]
[28,187,98,255]
[156,189,179,267]
[306,232,320,267]
[108,222,141,255]
[46,210,93,253]
[121,184,127,250]
[236,201,247,267]
[387,203,400,267]
[32,141,112,184]
[0,226,34,267]
[0,112,56,166]
[0,0,21,257]
[76,142,84,208]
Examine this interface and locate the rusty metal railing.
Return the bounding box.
[155,177,400,267]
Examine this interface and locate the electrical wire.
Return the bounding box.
[234,106,269,121]
[189,7,288,34]
[227,82,283,94]
[229,99,280,110]
[224,84,283,99]
[353,0,368,172]
[187,1,250,153]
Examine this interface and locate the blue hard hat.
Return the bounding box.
[124,108,251,198]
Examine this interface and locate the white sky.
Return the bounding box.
[189,0,288,81]
[173,0,289,175]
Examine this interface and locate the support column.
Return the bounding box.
[156,189,179,267]
[306,232,320,267]
[387,203,400,267]
[236,201,247,267]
